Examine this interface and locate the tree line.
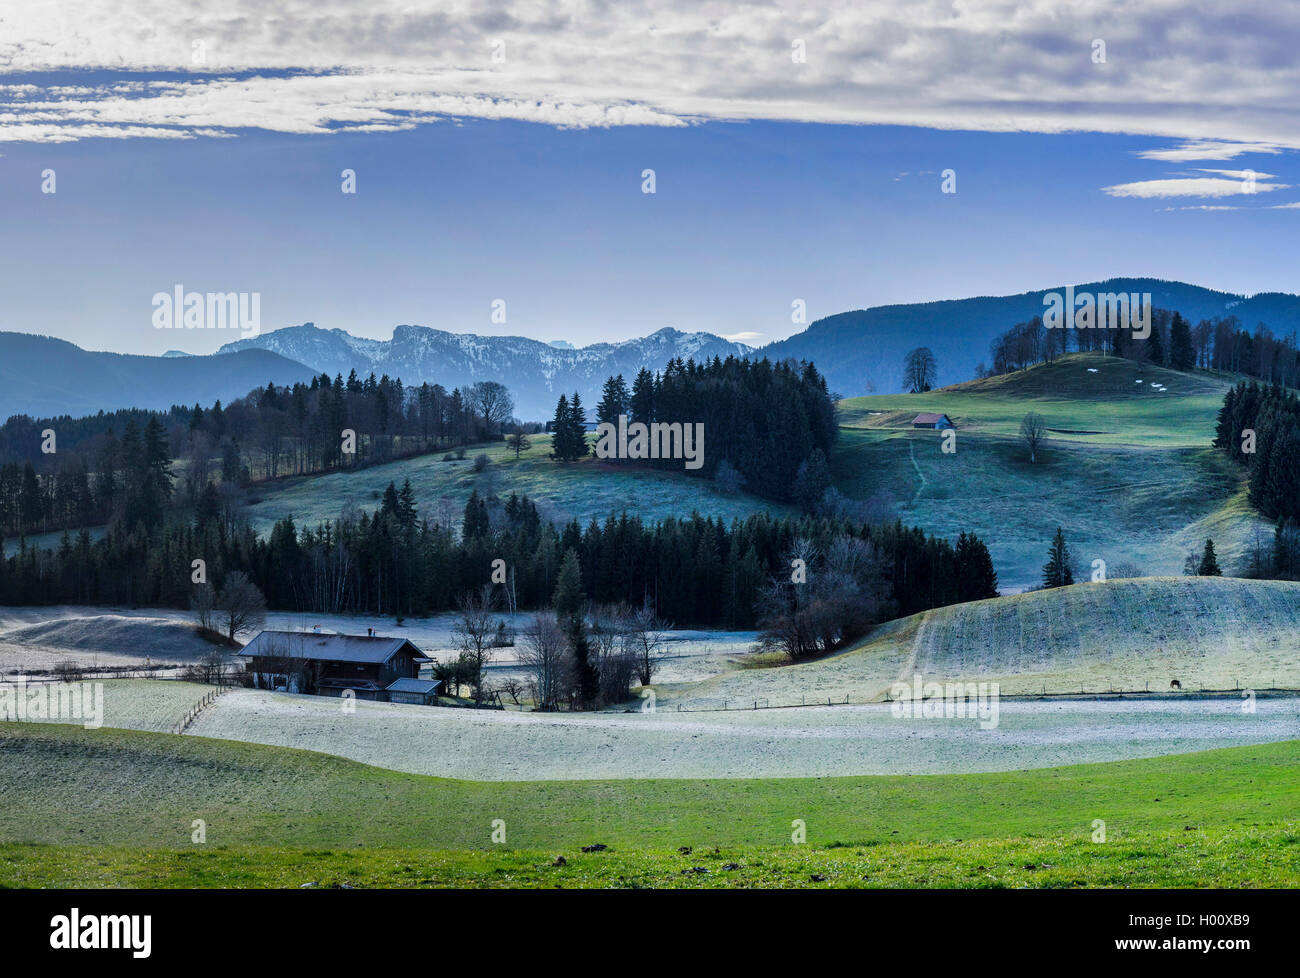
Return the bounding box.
[0,373,516,538]
[977,308,1202,377]
[1213,381,1300,524]
[559,355,838,507]
[978,308,1300,385]
[0,479,999,632]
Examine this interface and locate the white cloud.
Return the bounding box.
[1101,177,1288,199]
[3,2,1300,146]
[1194,168,1277,179]
[722,331,765,343]
[1136,140,1283,162]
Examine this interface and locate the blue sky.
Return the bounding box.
[2,3,1298,354]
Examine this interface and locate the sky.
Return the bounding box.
[1,1,1298,355]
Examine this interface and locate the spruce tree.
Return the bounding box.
[971,537,999,598]
[567,392,590,459]
[1197,539,1222,576]
[630,368,656,424]
[1147,322,1165,366]
[956,531,999,601]
[553,548,584,618]
[1041,527,1074,589]
[1169,312,1195,371]
[553,548,598,707]
[462,489,490,540]
[551,395,574,462]
[596,375,630,426]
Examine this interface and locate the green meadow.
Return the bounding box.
[832,353,1264,587]
[839,352,1229,448]
[1,724,1296,887]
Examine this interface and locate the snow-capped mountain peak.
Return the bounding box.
[218,323,753,419]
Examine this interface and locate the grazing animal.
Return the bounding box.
[1170,679,1182,690]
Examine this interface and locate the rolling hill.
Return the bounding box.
[832,352,1265,587]
[237,430,793,539]
[666,576,1300,709]
[762,277,1300,397]
[2,723,1296,887]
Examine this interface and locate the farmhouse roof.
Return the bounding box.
[912,413,949,424]
[238,630,429,664]
[386,678,442,695]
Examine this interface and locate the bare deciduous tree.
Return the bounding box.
[217,571,266,644]
[519,612,569,711]
[191,581,217,635]
[588,604,640,705]
[496,677,526,706]
[903,347,937,393]
[624,603,671,687]
[756,537,892,661]
[452,584,502,703]
[468,381,515,439]
[190,650,233,686]
[1020,411,1047,463]
[505,426,531,459]
[52,659,85,682]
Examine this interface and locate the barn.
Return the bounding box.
[386,677,442,705]
[911,412,954,430]
[238,630,432,700]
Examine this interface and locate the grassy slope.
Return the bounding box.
[667,576,1300,706]
[241,433,793,537]
[8,434,789,554]
[840,352,1229,447]
[834,353,1266,588]
[13,355,1260,596]
[1,724,1296,887]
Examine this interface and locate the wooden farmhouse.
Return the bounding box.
[238,630,433,701]
[911,412,954,430]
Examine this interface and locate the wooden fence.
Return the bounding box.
[171,687,228,735]
[666,683,1300,714]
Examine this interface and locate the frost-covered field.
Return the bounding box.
[184,687,1300,781]
[663,577,1300,711]
[0,607,217,673]
[4,679,213,733]
[0,605,756,686]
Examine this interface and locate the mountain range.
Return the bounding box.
[5,278,1300,423]
[0,333,316,422]
[217,324,754,418]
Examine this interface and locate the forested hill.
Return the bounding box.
[760,278,1300,396]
